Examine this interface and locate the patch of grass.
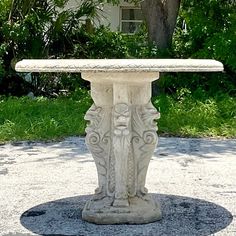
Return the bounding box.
[0,92,92,142]
[153,93,236,138]
[0,91,235,142]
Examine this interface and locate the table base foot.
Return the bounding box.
[82,195,162,224]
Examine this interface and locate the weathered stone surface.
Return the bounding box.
[83,74,161,224]
[15,59,224,73]
[82,195,161,224]
[14,59,224,224]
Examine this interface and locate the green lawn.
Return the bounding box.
[153,94,236,138]
[0,95,91,142]
[0,93,235,142]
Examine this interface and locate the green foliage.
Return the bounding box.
[0,0,101,59]
[1,0,234,97]
[71,25,160,59]
[0,0,104,95]
[169,0,236,95]
[72,26,129,59]
[158,72,236,96]
[174,0,235,58]
[1,0,154,96]
[153,92,236,138]
[0,93,92,141]
[0,92,235,142]
[0,0,235,142]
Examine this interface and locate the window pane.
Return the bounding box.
[122,9,131,20]
[122,9,143,20]
[133,9,143,20]
[121,22,142,34]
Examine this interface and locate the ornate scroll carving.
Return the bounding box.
[132,102,160,197]
[83,101,161,223]
[85,101,159,201]
[85,103,112,199]
[82,76,162,224]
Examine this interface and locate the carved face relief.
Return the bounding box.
[141,102,160,129]
[85,104,103,131]
[113,103,130,136]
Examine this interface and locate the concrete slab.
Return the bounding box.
[0,137,235,236]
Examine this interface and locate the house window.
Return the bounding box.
[120,8,143,34]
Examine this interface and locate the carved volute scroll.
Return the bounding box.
[132,102,160,197]
[85,103,112,199]
[85,100,160,199]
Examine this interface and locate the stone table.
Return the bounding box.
[15,59,223,224]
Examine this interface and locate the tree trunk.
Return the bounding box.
[141,0,181,49]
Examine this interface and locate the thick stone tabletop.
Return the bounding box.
[15,59,224,73]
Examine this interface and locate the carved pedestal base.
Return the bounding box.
[82,72,161,224]
[82,195,161,224]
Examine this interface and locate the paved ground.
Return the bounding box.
[0,137,235,236]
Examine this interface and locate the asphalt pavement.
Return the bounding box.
[0,137,235,236]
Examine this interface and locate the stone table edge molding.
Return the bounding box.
[15,59,224,73]
[15,59,224,224]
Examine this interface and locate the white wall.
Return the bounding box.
[65,0,135,31]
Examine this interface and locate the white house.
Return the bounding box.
[65,0,143,34]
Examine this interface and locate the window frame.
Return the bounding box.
[119,6,143,34]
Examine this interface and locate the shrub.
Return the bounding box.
[0,0,103,96]
[168,0,236,95]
